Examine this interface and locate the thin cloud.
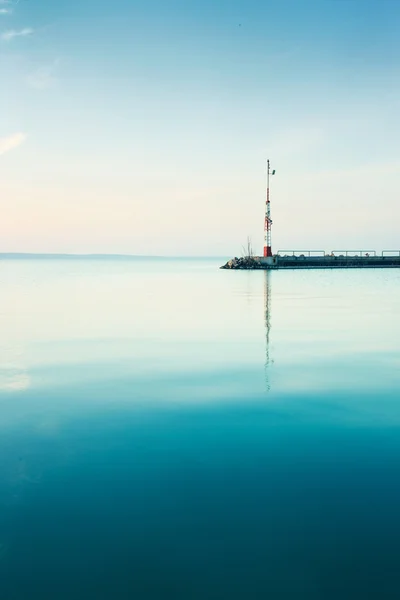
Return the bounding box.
[0,0,21,14]
[28,60,59,89]
[0,132,26,156]
[1,27,33,41]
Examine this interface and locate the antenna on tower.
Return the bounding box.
[263,159,275,258]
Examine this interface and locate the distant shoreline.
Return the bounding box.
[0,253,226,260]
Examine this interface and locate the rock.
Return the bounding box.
[220,256,262,269]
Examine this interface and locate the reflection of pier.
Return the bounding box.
[264,271,272,391]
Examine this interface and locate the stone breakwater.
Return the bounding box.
[220,257,264,269]
[221,254,400,270]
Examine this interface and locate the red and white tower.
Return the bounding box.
[263,159,275,257]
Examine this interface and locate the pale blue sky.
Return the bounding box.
[0,0,399,255]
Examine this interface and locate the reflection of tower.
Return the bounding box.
[264,271,272,391]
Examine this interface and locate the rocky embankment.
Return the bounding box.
[220,256,263,269]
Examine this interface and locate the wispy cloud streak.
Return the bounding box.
[0,132,26,156]
[1,27,33,41]
[28,60,59,89]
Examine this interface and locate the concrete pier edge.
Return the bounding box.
[221,255,400,270]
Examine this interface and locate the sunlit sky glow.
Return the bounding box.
[1,0,399,255]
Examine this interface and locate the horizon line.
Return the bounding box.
[0,252,228,259]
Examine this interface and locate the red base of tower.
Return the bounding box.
[264,246,272,257]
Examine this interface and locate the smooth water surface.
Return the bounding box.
[1,257,400,599]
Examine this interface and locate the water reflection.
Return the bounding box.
[0,343,30,393]
[0,260,400,599]
[264,271,272,392]
[0,368,30,392]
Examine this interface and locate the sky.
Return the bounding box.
[0,0,399,256]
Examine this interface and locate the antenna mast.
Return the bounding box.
[264,159,273,257]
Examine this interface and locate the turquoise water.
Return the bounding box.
[1,257,400,599]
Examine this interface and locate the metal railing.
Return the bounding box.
[331,250,376,257]
[276,250,400,258]
[277,250,325,257]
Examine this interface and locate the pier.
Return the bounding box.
[221,252,400,270]
[224,159,400,270]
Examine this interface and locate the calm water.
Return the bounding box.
[1,257,400,599]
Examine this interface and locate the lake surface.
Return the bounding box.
[1,257,400,599]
